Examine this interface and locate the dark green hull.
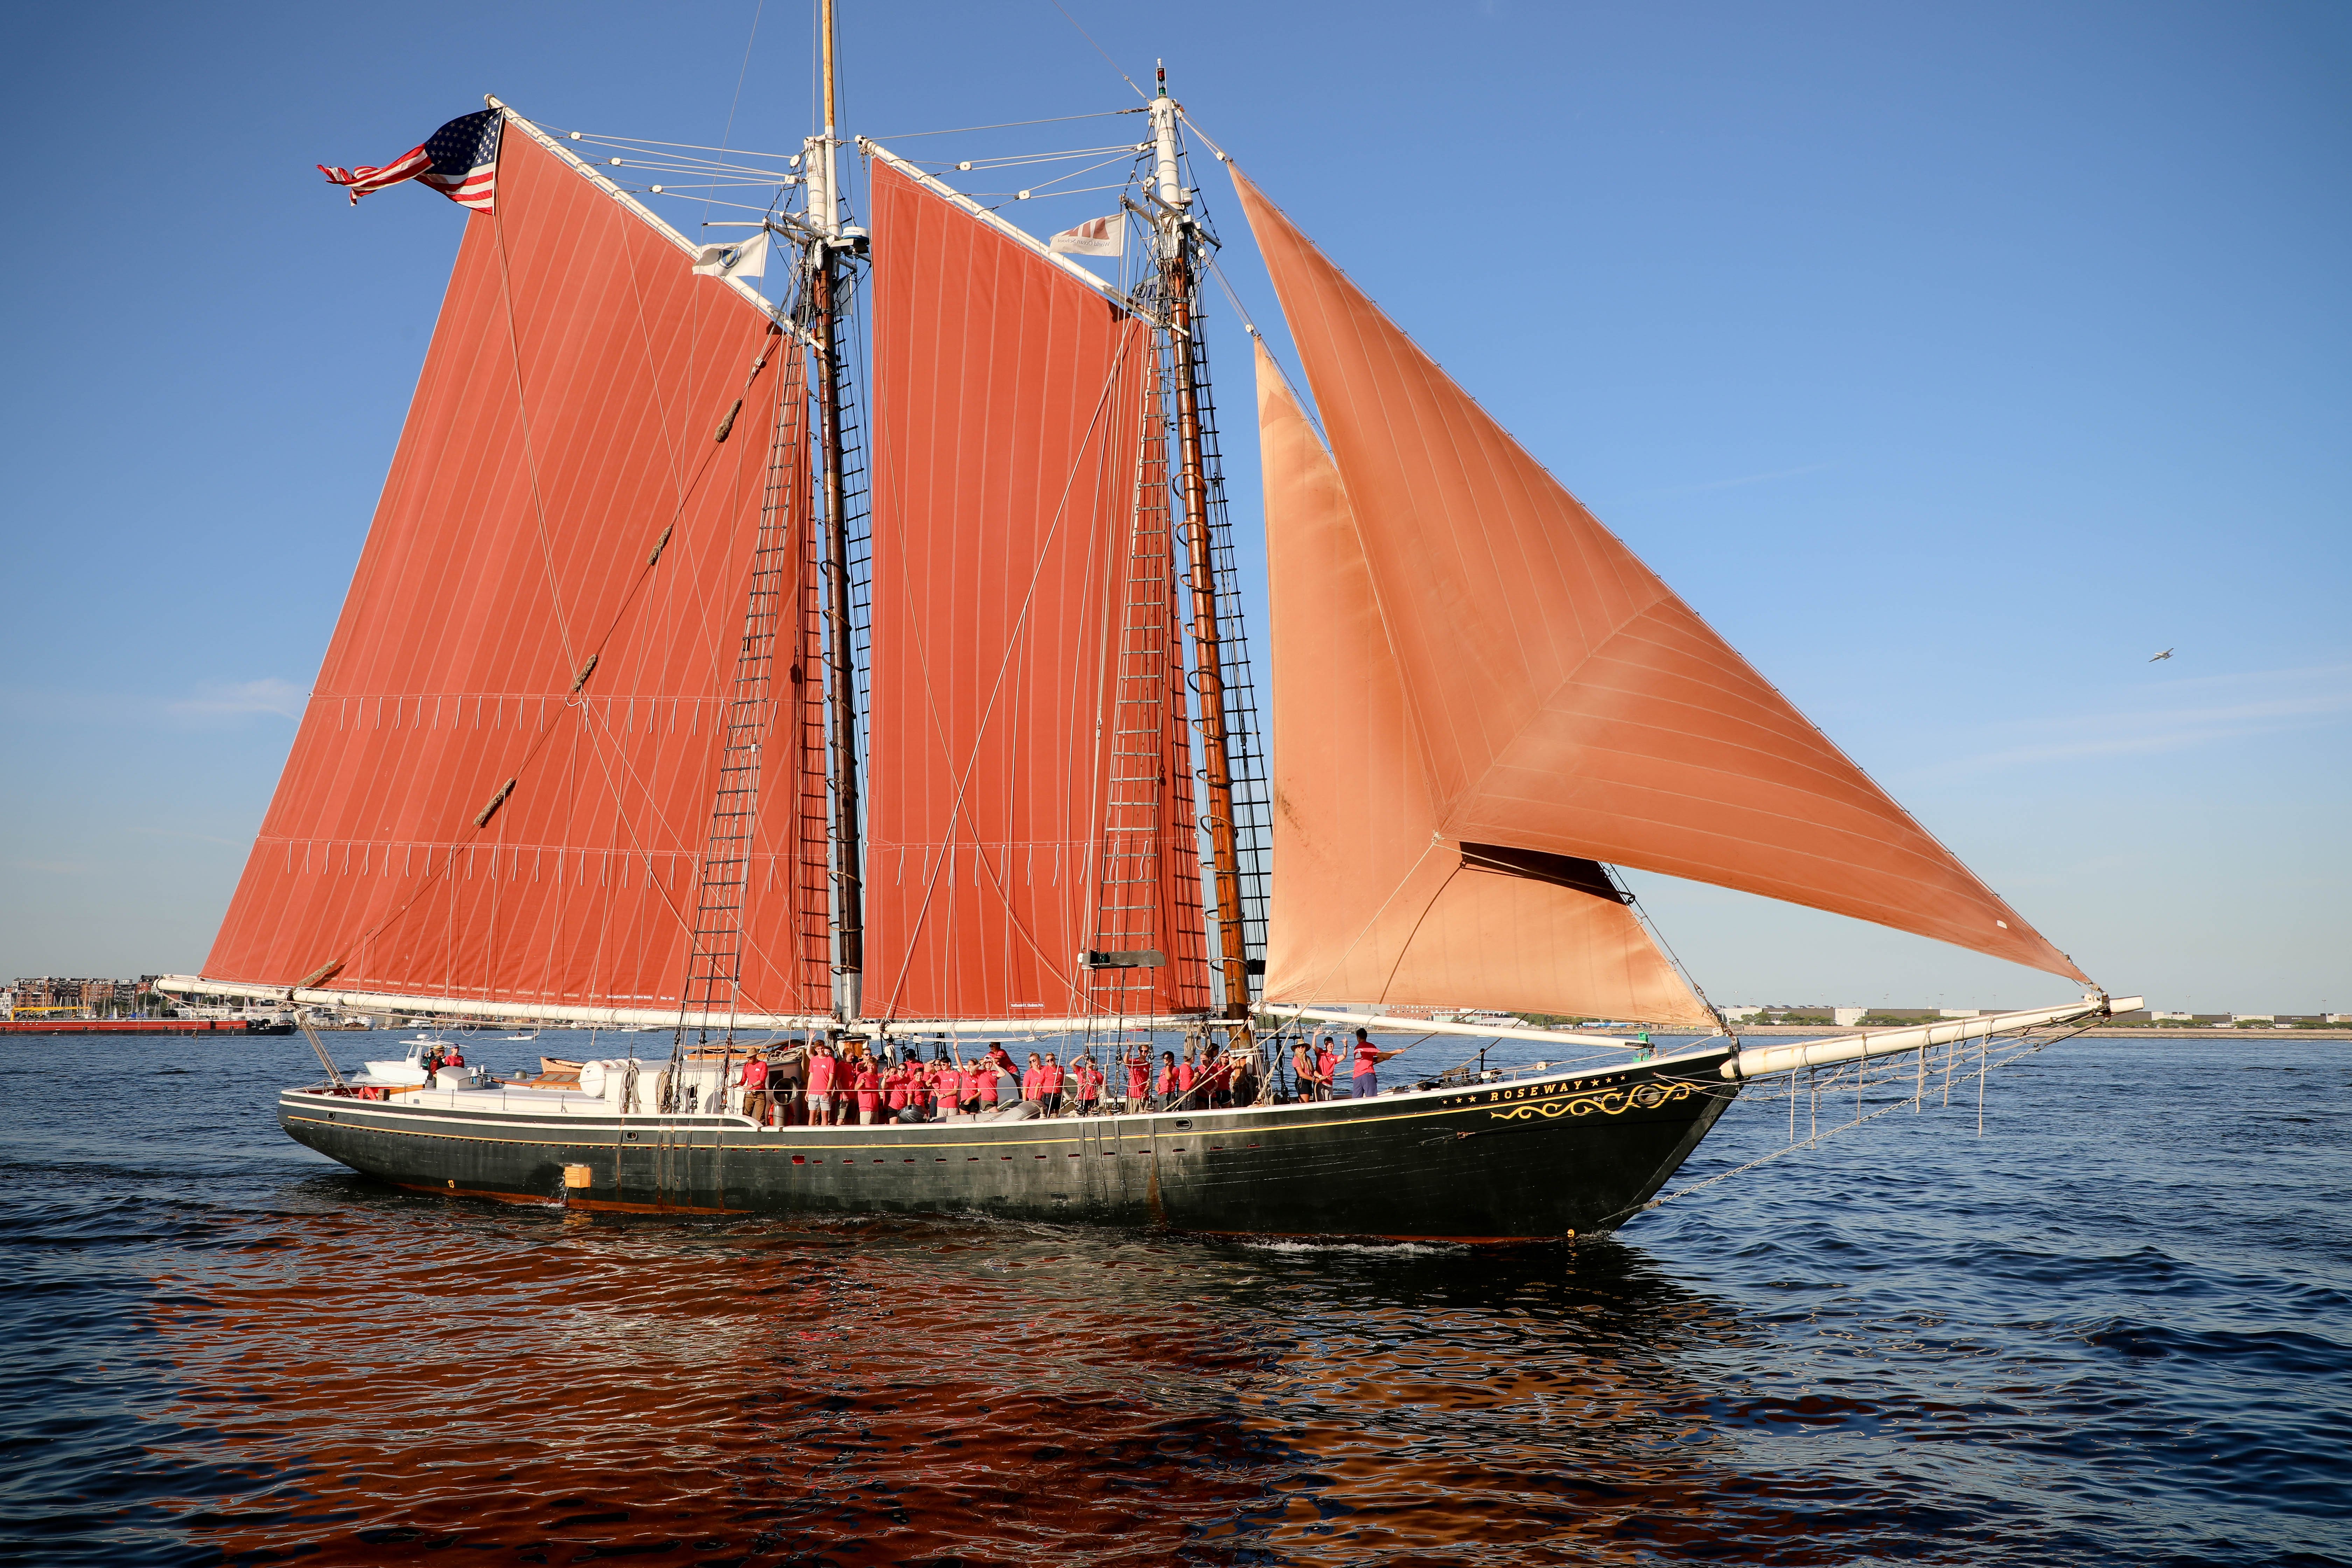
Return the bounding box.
[280,1048,1740,1240]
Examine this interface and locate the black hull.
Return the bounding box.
[280,1050,1740,1241]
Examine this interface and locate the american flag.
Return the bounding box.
[318,110,504,212]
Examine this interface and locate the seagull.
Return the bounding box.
[2149,648,2174,662]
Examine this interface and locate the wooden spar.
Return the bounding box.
[1154,79,1251,1019]
[1714,996,2140,1079]
[812,0,864,1021]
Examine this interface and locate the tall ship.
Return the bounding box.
[161,10,2132,1240]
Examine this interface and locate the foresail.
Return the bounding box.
[202,120,831,1016]
[1233,171,2091,986]
[1257,345,1715,1027]
[864,158,1210,1021]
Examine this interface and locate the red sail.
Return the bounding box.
[864,160,1208,1020]
[1256,345,1715,1027]
[1233,169,2091,985]
[201,122,832,1016]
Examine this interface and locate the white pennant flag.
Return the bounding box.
[692,230,770,281]
[1047,215,1122,258]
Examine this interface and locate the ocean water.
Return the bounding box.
[2,1029,2345,1566]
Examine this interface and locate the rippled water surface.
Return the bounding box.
[4,1030,2346,1566]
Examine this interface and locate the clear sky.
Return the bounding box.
[2,2,2345,1012]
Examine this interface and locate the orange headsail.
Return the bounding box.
[1233,171,2090,985]
[863,161,1209,1020]
[1258,344,1715,1025]
[202,123,832,1015]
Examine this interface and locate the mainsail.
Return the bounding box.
[1232,171,2091,986]
[202,121,832,1018]
[864,160,1211,1021]
[1257,345,1716,1027]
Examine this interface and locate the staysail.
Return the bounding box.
[864,159,1211,1020]
[1257,345,1715,1026]
[1233,171,2090,986]
[201,118,833,1018]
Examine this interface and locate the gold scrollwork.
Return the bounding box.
[1488,1080,1693,1122]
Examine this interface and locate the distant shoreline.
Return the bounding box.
[1727,1024,2352,1041]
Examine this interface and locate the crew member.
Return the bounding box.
[853,1056,882,1126]
[805,1042,838,1126]
[1350,1027,1401,1099]
[1313,1037,1339,1101]
[740,1051,771,1126]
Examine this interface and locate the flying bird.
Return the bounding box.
[2149,648,2174,662]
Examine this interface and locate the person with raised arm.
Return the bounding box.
[1313,1037,1339,1102]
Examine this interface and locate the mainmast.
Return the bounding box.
[1152,68,1252,1019]
[808,0,864,1021]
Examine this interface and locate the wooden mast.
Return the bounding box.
[810,0,864,1021]
[1153,68,1251,1019]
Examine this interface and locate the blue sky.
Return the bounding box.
[2,2,2345,1010]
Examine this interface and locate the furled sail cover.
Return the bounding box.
[1258,346,1714,1026]
[866,161,1210,1019]
[1233,171,2090,984]
[202,119,834,1016]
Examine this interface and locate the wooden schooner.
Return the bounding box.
[160,14,2133,1240]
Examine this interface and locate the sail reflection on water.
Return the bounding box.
[150,1196,1770,1564]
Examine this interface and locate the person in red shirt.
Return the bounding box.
[852,1058,883,1125]
[1199,1049,1230,1110]
[1039,1052,1066,1116]
[1312,1037,1339,1102]
[1349,1027,1400,1099]
[1021,1051,1045,1107]
[1072,1055,1101,1114]
[1156,1051,1181,1110]
[804,1043,838,1125]
[969,1060,998,1114]
[739,1052,772,1126]
[884,1061,910,1121]
[984,1041,1018,1091]
[1125,1050,1151,1112]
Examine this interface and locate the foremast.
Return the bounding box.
[808,0,866,1023]
[1150,70,1255,1020]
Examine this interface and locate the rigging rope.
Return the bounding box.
[1589,1022,2097,1232]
